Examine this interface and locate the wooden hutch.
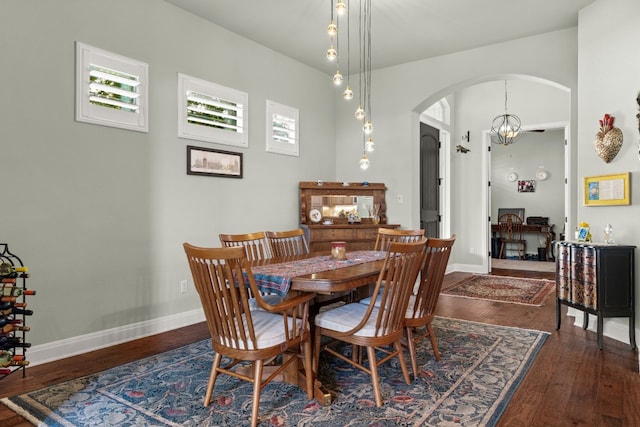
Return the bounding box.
[299,181,399,251]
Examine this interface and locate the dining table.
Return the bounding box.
[248,250,388,404]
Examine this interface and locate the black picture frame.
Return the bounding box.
[186,145,243,178]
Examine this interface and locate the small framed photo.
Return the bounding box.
[186,145,243,178]
[577,227,589,242]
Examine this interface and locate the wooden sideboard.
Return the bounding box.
[301,223,400,252]
[299,181,399,251]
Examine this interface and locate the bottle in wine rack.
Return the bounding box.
[0,307,33,316]
[1,324,30,334]
[0,301,27,311]
[0,336,23,345]
[0,316,22,328]
[0,263,28,277]
[0,351,25,367]
[0,287,36,297]
[0,342,31,350]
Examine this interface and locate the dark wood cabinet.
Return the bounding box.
[555,241,636,349]
[299,181,399,251]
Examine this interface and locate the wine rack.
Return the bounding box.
[0,243,34,378]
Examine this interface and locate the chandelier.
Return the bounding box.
[490,80,521,145]
[326,0,374,169]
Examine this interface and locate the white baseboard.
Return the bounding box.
[26,309,206,366]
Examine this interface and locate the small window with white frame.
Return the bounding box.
[178,73,248,148]
[266,100,299,157]
[75,42,148,132]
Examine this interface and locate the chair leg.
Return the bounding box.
[405,327,419,379]
[395,340,411,385]
[312,327,322,374]
[302,339,314,398]
[250,360,264,427]
[204,353,222,406]
[427,323,441,361]
[366,346,383,407]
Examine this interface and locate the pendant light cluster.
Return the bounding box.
[490,80,521,145]
[326,0,374,170]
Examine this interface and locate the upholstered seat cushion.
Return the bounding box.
[248,294,283,311]
[220,310,301,350]
[359,294,418,318]
[314,303,382,337]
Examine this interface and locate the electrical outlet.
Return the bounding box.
[180,280,188,293]
[469,247,474,254]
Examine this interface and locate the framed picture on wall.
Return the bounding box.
[584,172,630,206]
[186,145,243,178]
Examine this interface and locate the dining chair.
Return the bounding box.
[265,229,309,257]
[219,231,271,261]
[374,227,425,251]
[220,231,277,309]
[183,243,315,427]
[403,235,455,378]
[312,239,427,407]
[497,213,526,259]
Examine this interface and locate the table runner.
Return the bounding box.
[249,250,387,297]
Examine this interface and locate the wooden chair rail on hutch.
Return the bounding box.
[299,181,399,251]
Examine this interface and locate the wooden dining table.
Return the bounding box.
[248,250,387,404]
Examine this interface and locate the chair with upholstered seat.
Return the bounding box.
[313,239,427,407]
[220,231,278,309]
[266,229,309,258]
[403,235,455,378]
[497,213,526,259]
[219,231,271,261]
[183,243,315,427]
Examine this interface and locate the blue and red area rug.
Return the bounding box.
[442,275,555,306]
[2,317,548,426]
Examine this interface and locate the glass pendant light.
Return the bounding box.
[332,70,343,86]
[365,137,375,152]
[327,20,337,37]
[336,0,346,16]
[363,119,373,135]
[343,86,353,100]
[359,153,370,170]
[490,80,521,145]
[326,45,337,61]
[355,105,365,120]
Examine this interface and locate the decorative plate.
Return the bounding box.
[506,172,518,182]
[309,209,322,223]
[536,170,548,180]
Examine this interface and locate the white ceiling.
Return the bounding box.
[163,0,595,72]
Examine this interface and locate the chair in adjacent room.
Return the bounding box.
[183,243,315,427]
[497,213,526,259]
[312,239,427,407]
[403,235,456,378]
[265,229,309,257]
[219,231,277,309]
[374,227,425,251]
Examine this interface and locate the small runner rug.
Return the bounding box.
[442,274,555,306]
[1,317,547,427]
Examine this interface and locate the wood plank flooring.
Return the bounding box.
[0,267,638,426]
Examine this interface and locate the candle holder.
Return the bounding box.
[330,241,347,260]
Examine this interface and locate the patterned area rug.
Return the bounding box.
[442,275,555,306]
[1,317,548,427]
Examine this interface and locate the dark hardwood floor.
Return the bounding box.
[0,267,638,426]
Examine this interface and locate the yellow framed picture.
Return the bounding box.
[584,172,630,206]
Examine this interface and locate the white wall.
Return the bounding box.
[576,0,640,345]
[0,0,335,350]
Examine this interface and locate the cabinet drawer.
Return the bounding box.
[356,228,379,240]
[310,228,356,241]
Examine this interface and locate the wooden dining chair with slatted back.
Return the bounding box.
[219,232,278,309]
[183,243,315,427]
[497,213,526,259]
[374,228,425,251]
[313,239,427,407]
[403,235,455,378]
[265,229,309,258]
